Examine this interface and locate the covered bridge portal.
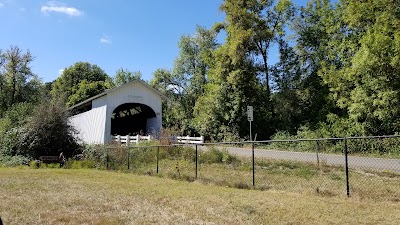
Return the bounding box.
[68,80,163,144]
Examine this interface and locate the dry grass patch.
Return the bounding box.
[1,168,400,224]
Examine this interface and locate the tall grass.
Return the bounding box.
[57,143,400,202]
[2,168,400,224]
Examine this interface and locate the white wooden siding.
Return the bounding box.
[92,96,107,109]
[69,105,107,144]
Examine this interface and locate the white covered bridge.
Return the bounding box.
[68,80,163,144]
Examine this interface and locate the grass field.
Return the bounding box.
[65,145,400,202]
[1,168,400,224]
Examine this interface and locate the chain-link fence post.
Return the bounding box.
[127,147,130,170]
[156,146,159,174]
[344,137,350,197]
[252,141,255,187]
[195,144,198,179]
[315,137,320,166]
[106,147,109,170]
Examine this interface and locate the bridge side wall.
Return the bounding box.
[69,105,107,144]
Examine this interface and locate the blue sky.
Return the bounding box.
[1,0,311,83]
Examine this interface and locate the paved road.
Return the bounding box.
[198,146,400,173]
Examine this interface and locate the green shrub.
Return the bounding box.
[82,144,107,165]
[29,160,40,168]
[346,138,400,156]
[222,150,239,164]
[18,99,82,158]
[129,146,157,169]
[270,131,297,151]
[0,155,31,167]
[199,148,224,164]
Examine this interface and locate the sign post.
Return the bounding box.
[247,106,253,141]
[247,105,255,187]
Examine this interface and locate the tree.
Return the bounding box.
[319,0,400,135]
[270,37,303,133]
[150,26,218,135]
[18,99,81,158]
[220,0,294,104]
[193,39,262,140]
[0,102,35,157]
[192,0,295,141]
[113,68,142,87]
[51,62,111,107]
[0,46,42,116]
[67,80,109,107]
[284,0,340,131]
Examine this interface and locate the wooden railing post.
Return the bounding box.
[126,135,130,147]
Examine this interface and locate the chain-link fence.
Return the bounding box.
[78,135,400,201]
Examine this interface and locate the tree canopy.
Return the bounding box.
[0,46,41,116]
[50,62,111,107]
[153,0,400,140]
[113,68,142,87]
[3,0,400,148]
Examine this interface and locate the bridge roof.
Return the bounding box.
[67,79,166,111]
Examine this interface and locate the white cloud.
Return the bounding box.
[58,68,64,75]
[100,35,112,44]
[0,3,4,7]
[41,1,82,16]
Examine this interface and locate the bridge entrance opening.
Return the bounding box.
[111,103,156,136]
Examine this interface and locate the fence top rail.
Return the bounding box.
[346,135,400,140]
[245,135,400,144]
[250,137,344,143]
[202,141,243,146]
[103,134,400,149]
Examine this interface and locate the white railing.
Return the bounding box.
[112,135,152,145]
[174,135,204,144]
[111,135,204,145]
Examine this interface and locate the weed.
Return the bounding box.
[199,147,223,164]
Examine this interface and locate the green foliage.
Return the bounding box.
[0,154,31,167]
[0,46,42,116]
[199,148,224,164]
[346,138,400,157]
[0,103,34,157]
[67,80,108,107]
[220,0,294,98]
[198,148,239,164]
[50,62,110,107]
[29,160,39,168]
[151,26,218,135]
[0,127,24,156]
[113,68,142,87]
[317,0,400,135]
[18,99,81,158]
[80,144,108,169]
[192,0,296,141]
[3,1,400,151]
